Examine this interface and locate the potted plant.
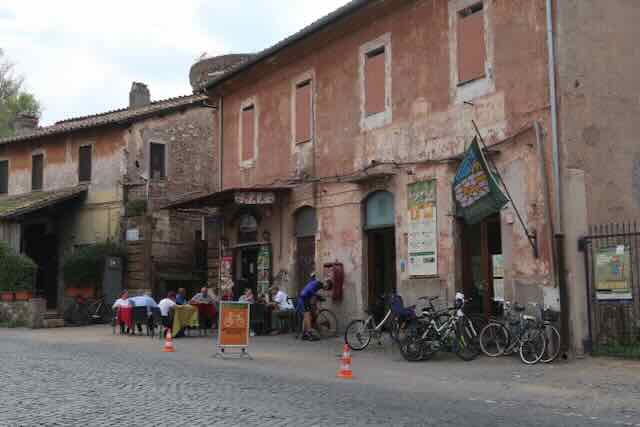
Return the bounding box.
[63,242,125,298]
[0,242,36,302]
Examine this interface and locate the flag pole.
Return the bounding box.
[471,120,538,258]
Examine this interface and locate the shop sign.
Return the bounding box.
[218,302,250,348]
[235,191,276,205]
[407,180,437,276]
[595,246,632,300]
[453,138,508,225]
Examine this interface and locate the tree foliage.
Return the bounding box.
[0,241,38,292]
[0,48,42,138]
[62,242,127,287]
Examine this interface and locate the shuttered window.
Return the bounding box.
[457,3,486,84]
[78,145,92,182]
[32,154,43,191]
[365,48,386,116]
[295,81,312,143]
[0,160,8,194]
[242,105,255,161]
[150,143,166,180]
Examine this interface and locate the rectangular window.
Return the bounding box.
[32,154,43,191]
[365,48,386,116]
[150,143,166,180]
[0,160,7,194]
[457,3,485,84]
[295,80,312,143]
[242,105,255,161]
[78,145,92,182]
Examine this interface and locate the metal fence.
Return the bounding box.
[580,223,640,358]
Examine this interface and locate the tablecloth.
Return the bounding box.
[172,304,199,332]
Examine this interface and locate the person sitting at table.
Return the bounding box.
[239,288,255,303]
[190,287,215,304]
[112,290,132,334]
[175,288,187,305]
[268,286,295,335]
[130,292,158,334]
[158,291,177,331]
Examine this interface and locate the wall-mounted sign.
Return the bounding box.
[126,228,139,241]
[257,245,271,296]
[235,191,276,205]
[407,180,437,276]
[595,246,632,300]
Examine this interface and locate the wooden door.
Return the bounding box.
[296,236,316,292]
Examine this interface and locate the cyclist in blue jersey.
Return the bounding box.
[298,272,331,341]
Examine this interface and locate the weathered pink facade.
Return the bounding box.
[199,0,558,328]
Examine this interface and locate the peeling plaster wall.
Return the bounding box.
[215,0,554,322]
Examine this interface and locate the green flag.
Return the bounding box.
[453,138,508,224]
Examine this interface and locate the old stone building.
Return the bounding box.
[0,82,216,313]
[171,0,560,342]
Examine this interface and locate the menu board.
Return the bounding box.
[407,180,437,276]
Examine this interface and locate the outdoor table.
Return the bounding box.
[172,304,199,334]
[116,306,133,331]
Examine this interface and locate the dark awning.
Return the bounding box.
[0,186,87,220]
[161,185,295,210]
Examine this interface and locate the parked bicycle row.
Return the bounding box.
[344,292,561,365]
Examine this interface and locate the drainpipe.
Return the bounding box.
[546,0,569,356]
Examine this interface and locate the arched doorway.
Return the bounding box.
[295,207,317,291]
[235,212,259,299]
[364,191,396,305]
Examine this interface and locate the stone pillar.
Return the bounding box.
[30,298,46,329]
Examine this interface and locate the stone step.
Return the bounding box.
[43,318,65,328]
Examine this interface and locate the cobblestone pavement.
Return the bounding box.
[1,327,639,426]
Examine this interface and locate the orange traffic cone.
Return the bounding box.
[163,330,175,353]
[337,344,353,379]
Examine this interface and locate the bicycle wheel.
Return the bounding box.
[316,309,338,338]
[456,317,481,361]
[99,304,113,324]
[519,328,546,365]
[540,324,561,363]
[479,322,510,357]
[399,321,424,362]
[345,319,372,351]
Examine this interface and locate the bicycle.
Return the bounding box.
[399,292,481,362]
[295,295,338,339]
[87,297,113,324]
[345,294,438,351]
[478,301,547,365]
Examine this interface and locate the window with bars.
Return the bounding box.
[150,143,166,180]
[0,160,7,194]
[78,145,92,182]
[32,154,43,191]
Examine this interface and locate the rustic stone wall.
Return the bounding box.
[0,298,46,328]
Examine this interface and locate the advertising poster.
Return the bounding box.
[595,246,632,300]
[407,180,437,276]
[218,302,250,348]
[257,245,271,296]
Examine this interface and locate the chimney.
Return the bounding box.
[129,82,150,109]
[13,113,39,135]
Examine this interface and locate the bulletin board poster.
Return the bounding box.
[218,302,250,348]
[257,245,271,297]
[595,246,632,300]
[407,180,438,276]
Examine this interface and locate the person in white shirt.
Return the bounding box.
[158,291,177,329]
[268,287,294,334]
[112,290,132,334]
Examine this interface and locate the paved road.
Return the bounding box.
[0,327,638,426]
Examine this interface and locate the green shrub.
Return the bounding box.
[126,200,147,217]
[0,241,37,292]
[62,242,126,287]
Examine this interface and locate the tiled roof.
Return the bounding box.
[0,186,87,220]
[0,94,209,145]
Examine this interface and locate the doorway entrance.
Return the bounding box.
[23,223,59,309]
[235,247,258,300]
[364,191,396,307]
[462,214,503,318]
[295,207,317,292]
